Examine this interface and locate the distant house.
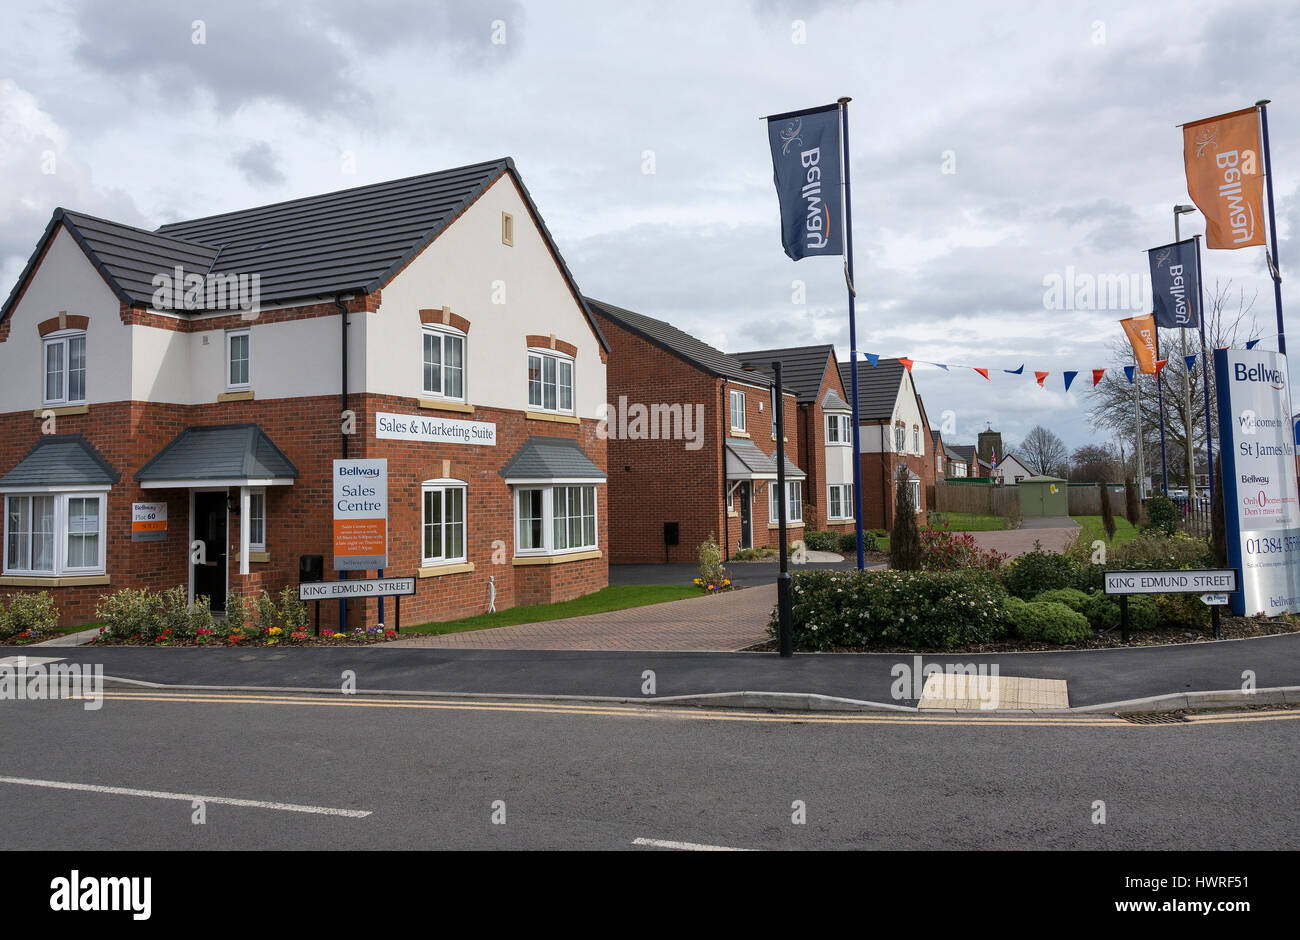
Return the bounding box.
[836,358,931,529]
[993,452,1034,484]
[948,444,979,478]
[729,344,855,535]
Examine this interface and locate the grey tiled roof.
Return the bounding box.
[499,436,605,481]
[135,424,299,482]
[837,358,907,421]
[724,438,805,480]
[730,345,838,404]
[821,388,850,411]
[0,434,119,487]
[3,159,608,351]
[586,297,764,386]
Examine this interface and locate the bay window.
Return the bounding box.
[826,413,851,444]
[3,491,106,576]
[422,481,466,565]
[828,483,853,521]
[768,480,802,524]
[423,327,465,400]
[43,331,86,405]
[515,484,597,555]
[528,350,574,413]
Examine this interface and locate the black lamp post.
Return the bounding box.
[743,358,795,657]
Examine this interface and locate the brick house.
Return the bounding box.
[0,158,610,627]
[837,357,932,530]
[729,345,855,535]
[587,299,803,563]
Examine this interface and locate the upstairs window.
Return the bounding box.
[826,414,851,444]
[227,329,251,390]
[423,327,466,400]
[913,427,920,453]
[730,390,746,431]
[43,331,86,405]
[894,426,905,452]
[528,350,574,413]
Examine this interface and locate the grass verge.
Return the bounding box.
[1072,514,1140,547]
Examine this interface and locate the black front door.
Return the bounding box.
[193,491,227,612]
[738,482,752,550]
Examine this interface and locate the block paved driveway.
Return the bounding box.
[386,583,776,651]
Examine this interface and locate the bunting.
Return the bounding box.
[1092,369,1106,386]
[1124,365,1136,384]
[1035,371,1049,387]
[898,357,914,372]
[1005,364,1024,375]
[1154,359,1169,375]
[973,367,989,381]
[1063,371,1078,392]
[1184,354,1197,371]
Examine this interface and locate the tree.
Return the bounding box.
[1070,444,1119,482]
[1020,425,1068,477]
[889,465,922,571]
[1098,481,1116,542]
[1210,455,1227,567]
[1124,478,1140,527]
[1087,279,1259,488]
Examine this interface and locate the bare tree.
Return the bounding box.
[1020,425,1068,476]
[1087,279,1259,487]
[1069,443,1119,482]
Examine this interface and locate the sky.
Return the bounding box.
[1,0,1296,453]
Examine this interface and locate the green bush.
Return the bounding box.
[156,585,214,639]
[1005,598,1092,643]
[1032,587,1124,632]
[1142,495,1180,536]
[1033,587,1090,611]
[97,588,162,641]
[1002,545,1080,599]
[278,585,308,631]
[697,533,728,588]
[802,530,838,552]
[779,569,1009,650]
[833,531,879,554]
[0,591,60,637]
[1126,596,1158,632]
[1112,530,1213,570]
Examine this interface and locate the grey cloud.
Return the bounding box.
[230,142,286,187]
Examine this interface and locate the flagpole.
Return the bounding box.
[1257,100,1287,356]
[1155,327,1169,494]
[839,95,865,570]
[1134,348,1145,498]
[1195,234,1214,498]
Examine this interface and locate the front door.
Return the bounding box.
[193,490,228,612]
[738,482,752,550]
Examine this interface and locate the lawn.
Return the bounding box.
[1072,514,1140,547]
[927,512,1010,531]
[401,583,701,636]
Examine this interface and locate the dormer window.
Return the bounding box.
[43,330,86,405]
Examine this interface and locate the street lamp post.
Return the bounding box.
[742,359,794,657]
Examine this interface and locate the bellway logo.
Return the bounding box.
[50,871,151,920]
[1234,362,1287,391]
[797,147,830,251]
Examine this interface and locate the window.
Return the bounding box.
[826,413,851,444]
[897,478,921,513]
[227,329,250,389]
[247,489,266,552]
[422,482,466,565]
[43,331,86,405]
[423,328,465,400]
[913,427,920,453]
[768,480,803,524]
[730,390,746,431]
[3,491,105,576]
[828,483,853,520]
[514,484,597,555]
[528,351,574,413]
[502,211,514,246]
[726,485,734,513]
[894,426,905,452]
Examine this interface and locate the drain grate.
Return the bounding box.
[1121,712,1189,724]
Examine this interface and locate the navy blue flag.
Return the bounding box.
[1147,238,1200,328]
[766,104,843,260]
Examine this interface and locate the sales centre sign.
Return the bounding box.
[376,412,497,446]
[333,458,387,570]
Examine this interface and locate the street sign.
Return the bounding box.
[299,577,415,601]
[1103,569,1239,595]
[333,458,387,570]
[1201,593,1230,606]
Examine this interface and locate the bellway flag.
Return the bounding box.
[766,104,843,260]
[1147,239,1201,328]
[1182,107,1266,250]
[1121,313,1158,374]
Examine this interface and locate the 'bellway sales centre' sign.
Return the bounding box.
[333,458,387,570]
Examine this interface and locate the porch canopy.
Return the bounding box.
[136,424,298,574]
[724,438,805,482]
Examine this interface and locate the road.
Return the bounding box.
[1,692,1297,850]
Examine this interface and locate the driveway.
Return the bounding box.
[967,521,1078,556]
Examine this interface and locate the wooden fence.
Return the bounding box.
[933,482,1020,517]
[1066,483,1128,516]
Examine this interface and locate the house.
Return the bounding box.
[942,441,969,478]
[836,358,932,529]
[993,452,1034,485]
[587,299,803,562]
[728,345,855,535]
[948,444,989,478]
[0,158,609,627]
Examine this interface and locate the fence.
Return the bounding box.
[933,482,1020,517]
[1170,494,1212,538]
[1066,483,1127,516]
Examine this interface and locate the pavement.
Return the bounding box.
[9,631,1300,709]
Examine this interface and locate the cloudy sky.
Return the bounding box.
[2,0,1296,452]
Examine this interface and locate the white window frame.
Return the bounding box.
[896,478,922,513]
[421,480,467,566]
[513,483,598,557]
[42,329,87,406]
[247,487,266,552]
[3,489,108,577]
[913,426,920,453]
[828,483,853,521]
[726,485,734,513]
[894,425,905,452]
[730,390,746,432]
[527,349,575,415]
[768,480,803,524]
[826,413,851,445]
[422,326,466,401]
[226,329,251,391]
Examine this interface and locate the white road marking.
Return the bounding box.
[632,836,752,851]
[0,774,371,818]
[0,656,64,667]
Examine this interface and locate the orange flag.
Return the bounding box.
[898,358,913,372]
[1120,313,1158,374]
[1034,371,1049,387]
[1092,368,1106,386]
[1182,107,1265,249]
[973,367,989,381]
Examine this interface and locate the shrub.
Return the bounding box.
[1099,482,1116,541]
[97,588,161,641]
[1126,596,1158,632]
[778,569,1009,650]
[1004,597,1092,643]
[1210,455,1227,568]
[1034,587,1120,632]
[1143,495,1179,536]
[1032,587,1090,611]
[1001,543,1080,599]
[802,530,839,552]
[1124,479,1141,527]
[0,592,60,637]
[697,533,728,589]
[254,590,278,632]
[919,527,1007,571]
[889,466,922,571]
[834,531,879,554]
[1112,530,1213,571]
[278,585,308,631]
